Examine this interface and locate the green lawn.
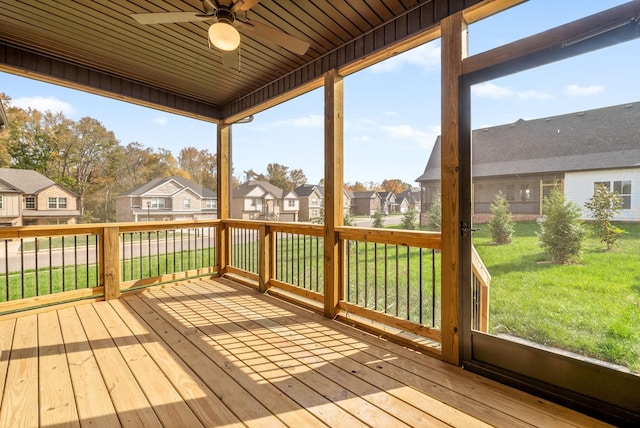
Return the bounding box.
[473,221,640,372]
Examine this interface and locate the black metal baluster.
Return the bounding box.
[4,240,9,301]
[20,238,24,298]
[432,249,436,327]
[34,238,39,296]
[364,241,368,307]
[62,236,66,291]
[406,246,410,321]
[74,236,78,289]
[384,244,388,314]
[419,248,423,325]
[395,245,399,317]
[49,237,53,294]
[374,243,378,311]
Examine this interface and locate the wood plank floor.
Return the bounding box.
[0,277,611,427]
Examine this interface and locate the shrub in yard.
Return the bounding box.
[372,210,385,228]
[401,207,418,230]
[537,188,585,264]
[426,196,442,231]
[343,212,355,226]
[584,183,625,250]
[489,191,514,244]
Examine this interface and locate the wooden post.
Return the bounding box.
[440,12,467,365]
[258,224,271,293]
[323,69,344,318]
[102,226,120,300]
[217,124,231,275]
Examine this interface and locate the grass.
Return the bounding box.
[473,221,640,372]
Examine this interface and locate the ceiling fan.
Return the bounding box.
[130,0,310,69]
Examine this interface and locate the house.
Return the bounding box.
[0,168,80,226]
[294,184,323,221]
[416,102,640,224]
[351,191,382,216]
[377,191,397,214]
[396,188,421,213]
[232,180,299,222]
[115,176,217,222]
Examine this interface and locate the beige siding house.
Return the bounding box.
[294,184,323,221]
[232,180,299,222]
[0,168,80,226]
[115,176,217,222]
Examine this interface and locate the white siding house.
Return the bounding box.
[565,168,640,222]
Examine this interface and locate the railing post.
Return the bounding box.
[258,224,271,293]
[102,226,120,300]
[323,68,345,318]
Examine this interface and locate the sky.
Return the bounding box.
[1,0,637,187]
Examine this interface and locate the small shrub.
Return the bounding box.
[343,212,355,226]
[489,191,514,245]
[537,188,585,264]
[584,184,625,250]
[372,210,385,228]
[401,207,418,230]
[426,196,441,231]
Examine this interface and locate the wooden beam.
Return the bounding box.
[217,124,231,275]
[440,12,468,366]
[463,1,640,82]
[323,69,344,318]
[0,43,222,123]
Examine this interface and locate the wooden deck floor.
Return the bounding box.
[0,277,610,427]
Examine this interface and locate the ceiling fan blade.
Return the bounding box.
[130,12,210,25]
[230,0,261,12]
[240,20,309,55]
[221,49,240,70]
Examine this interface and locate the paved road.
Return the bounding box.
[353,214,403,228]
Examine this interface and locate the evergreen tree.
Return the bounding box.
[489,191,514,244]
[426,196,441,231]
[537,188,585,264]
[401,207,418,230]
[372,210,385,228]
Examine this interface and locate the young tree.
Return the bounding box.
[537,188,585,264]
[489,191,514,244]
[401,207,418,230]
[584,183,625,250]
[426,195,441,231]
[372,210,385,228]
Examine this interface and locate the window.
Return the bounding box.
[205,199,217,209]
[48,197,67,209]
[251,198,257,206]
[150,198,165,208]
[288,200,296,207]
[184,198,191,208]
[594,180,632,210]
[25,196,35,209]
[506,185,515,201]
[520,184,531,201]
[613,181,631,210]
[0,195,3,209]
[311,197,318,205]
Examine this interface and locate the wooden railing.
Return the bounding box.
[0,220,490,341]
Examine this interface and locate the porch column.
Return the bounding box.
[440,12,467,365]
[323,69,344,318]
[217,124,231,275]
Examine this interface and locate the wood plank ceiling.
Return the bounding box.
[0,0,490,123]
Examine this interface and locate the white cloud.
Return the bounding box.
[564,84,603,96]
[381,124,440,148]
[369,42,441,73]
[471,82,514,98]
[12,96,74,115]
[153,116,168,125]
[351,135,371,143]
[517,90,553,100]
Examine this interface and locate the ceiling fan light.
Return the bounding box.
[209,22,241,51]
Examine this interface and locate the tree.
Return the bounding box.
[400,207,418,230]
[244,163,307,192]
[178,146,217,191]
[426,195,441,231]
[489,191,514,244]
[584,183,625,250]
[381,179,409,194]
[372,210,385,228]
[537,188,585,264]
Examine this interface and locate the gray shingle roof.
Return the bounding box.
[416,102,640,182]
[120,176,217,198]
[294,184,320,197]
[0,168,59,194]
